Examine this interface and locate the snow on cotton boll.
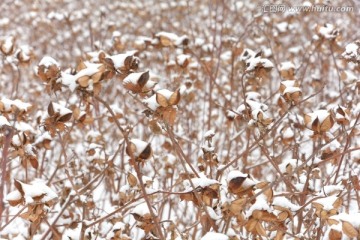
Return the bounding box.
[227,170,256,197]
[279,61,296,79]
[126,139,152,164]
[5,179,58,223]
[105,50,139,74]
[0,97,32,116]
[122,70,153,93]
[43,101,72,137]
[279,80,302,105]
[37,56,61,92]
[0,35,16,55]
[131,202,158,235]
[142,88,181,125]
[239,48,274,78]
[342,40,360,63]
[304,109,334,134]
[154,31,189,48]
[180,177,220,206]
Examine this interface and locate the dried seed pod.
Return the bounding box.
[279,61,296,79]
[227,171,255,195]
[127,172,138,187]
[155,89,181,108]
[334,105,350,125]
[342,221,358,238]
[126,139,152,161]
[123,71,150,93]
[0,36,15,55]
[106,51,139,73]
[37,57,61,83]
[304,110,334,133]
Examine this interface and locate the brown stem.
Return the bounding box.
[0,126,14,219]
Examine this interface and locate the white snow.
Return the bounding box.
[282,127,294,139]
[318,24,337,39]
[313,196,339,211]
[246,91,261,101]
[176,54,191,66]
[321,140,341,152]
[281,80,298,88]
[5,190,22,203]
[184,177,219,191]
[283,86,301,94]
[305,110,331,128]
[17,45,32,62]
[201,232,229,240]
[342,42,359,61]
[246,189,271,217]
[237,99,268,114]
[142,94,159,111]
[330,212,360,228]
[108,51,138,69]
[39,56,59,67]
[276,22,288,33]
[345,42,359,54]
[227,170,248,182]
[279,159,298,173]
[51,102,72,116]
[77,62,103,78]
[14,121,36,133]
[6,179,58,205]
[123,71,148,85]
[156,89,174,99]
[245,55,274,72]
[1,98,32,112]
[273,196,300,211]
[1,36,14,54]
[202,145,215,152]
[131,202,157,216]
[24,144,35,156]
[220,51,232,62]
[62,64,97,90]
[204,129,215,138]
[194,37,205,46]
[0,115,10,126]
[240,48,255,61]
[60,72,77,92]
[130,139,150,157]
[323,185,343,196]
[280,61,295,71]
[34,132,52,145]
[206,206,221,220]
[155,31,178,42]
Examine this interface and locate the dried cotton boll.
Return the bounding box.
[126,139,152,162]
[304,110,334,134]
[0,36,16,55]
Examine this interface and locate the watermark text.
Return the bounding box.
[261,4,354,13]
